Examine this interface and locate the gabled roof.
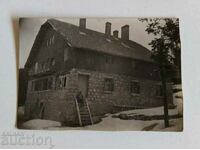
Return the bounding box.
[47,19,153,62]
[25,19,153,68]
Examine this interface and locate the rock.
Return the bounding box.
[119,114,129,120]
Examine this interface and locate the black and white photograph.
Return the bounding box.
[17,18,183,131]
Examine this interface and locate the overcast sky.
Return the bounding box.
[19,18,154,68]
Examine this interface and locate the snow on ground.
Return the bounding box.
[173,91,183,115]
[17,106,25,117]
[172,84,183,115]
[152,118,183,131]
[172,84,182,90]
[48,106,182,131]
[114,106,178,116]
[22,119,61,129]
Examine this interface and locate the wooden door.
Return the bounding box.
[78,74,89,98]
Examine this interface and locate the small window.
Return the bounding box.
[105,55,113,64]
[41,63,44,72]
[47,40,49,47]
[51,35,55,44]
[130,81,140,94]
[34,62,38,73]
[104,78,114,92]
[47,77,53,90]
[43,78,48,90]
[156,84,163,97]
[64,48,69,61]
[51,58,55,66]
[34,80,42,91]
[30,81,35,91]
[32,77,53,92]
[63,77,67,87]
[47,58,51,70]
[47,36,55,47]
[131,60,136,68]
[57,75,68,89]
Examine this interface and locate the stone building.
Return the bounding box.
[24,19,173,126]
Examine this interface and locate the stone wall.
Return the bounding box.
[72,69,173,117]
[25,68,173,125]
[25,70,79,126]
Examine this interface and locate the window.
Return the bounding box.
[34,62,38,73]
[105,55,113,64]
[130,81,140,94]
[64,48,69,61]
[43,78,48,90]
[47,36,55,47]
[30,81,35,91]
[41,63,44,72]
[57,75,68,89]
[104,78,114,92]
[131,60,136,68]
[156,84,163,97]
[31,77,53,92]
[51,58,55,66]
[47,39,49,47]
[34,80,42,91]
[51,35,55,44]
[47,77,53,89]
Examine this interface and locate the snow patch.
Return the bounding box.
[23,119,61,129]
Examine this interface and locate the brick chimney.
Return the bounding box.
[79,18,86,29]
[121,25,129,40]
[113,30,119,38]
[105,22,111,35]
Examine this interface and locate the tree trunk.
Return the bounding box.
[160,65,169,127]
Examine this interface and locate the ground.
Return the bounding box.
[47,106,183,131]
[19,106,183,131]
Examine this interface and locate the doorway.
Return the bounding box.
[78,74,89,98]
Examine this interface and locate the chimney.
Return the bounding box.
[113,30,119,38]
[105,22,111,35]
[79,18,86,29]
[121,25,129,40]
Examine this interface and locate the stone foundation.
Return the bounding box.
[25,68,173,126]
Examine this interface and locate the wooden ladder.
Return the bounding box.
[74,96,93,126]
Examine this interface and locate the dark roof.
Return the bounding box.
[47,19,152,62]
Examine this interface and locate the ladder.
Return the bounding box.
[74,96,93,126]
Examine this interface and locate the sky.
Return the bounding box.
[19,18,154,68]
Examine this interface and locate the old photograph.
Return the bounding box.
[17,18,183,131]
